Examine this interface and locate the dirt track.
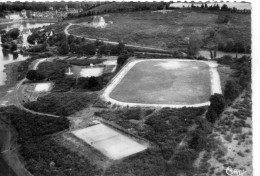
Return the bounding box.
[102,59,222,108]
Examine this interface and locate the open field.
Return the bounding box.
[72,123,148,160]
[103,59,221,108]
[68,10,251,50]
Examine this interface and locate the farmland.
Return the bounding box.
[68,9,251,50]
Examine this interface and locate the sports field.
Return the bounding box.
[103,59,221,108]
[72,123,147,160]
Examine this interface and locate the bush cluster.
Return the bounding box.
[0,106,100,176]
[24,92,98,116]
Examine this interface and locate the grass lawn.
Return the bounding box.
[68,10,250,50]
[109,60,211,105]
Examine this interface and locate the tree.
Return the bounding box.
[221,4,229,11]
[117,42,125,54]
[187,34,203,56]
[52,32,67,46]
[87,77,100,90]
[67,35,75,44]
[79,43,96,55]
[209,94,225,116]
[216,4,220,10]
[206,94,225,123]
[58,41,70,55]
[226,38,235,52]
[7,28,20,40]
[28,42,47,52]
[10,42,17,51]
[224,80,240,102]
[206,107,218,123]
[26,70,45,81]
[117,52,129,66]
[99,44,110,55]
[69,43,77,53]
[0,30,6,35]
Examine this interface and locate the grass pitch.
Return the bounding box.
[109,60,212,105]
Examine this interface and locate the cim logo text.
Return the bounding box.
[225,166,247,176]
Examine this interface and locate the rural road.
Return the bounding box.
[0,59,59,117]
[0,58,61,176]
[64,23,170,53]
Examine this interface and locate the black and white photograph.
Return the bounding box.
[0,0,256,176]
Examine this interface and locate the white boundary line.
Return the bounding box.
[101,59,222,108]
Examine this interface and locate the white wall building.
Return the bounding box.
[92,16,107,28]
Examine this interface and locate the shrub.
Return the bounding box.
[206,107,218,123]
[0,106,100,176]
[58,40,70,55]
[224,133,233,142]
[217,55,233,65]
[10,42,17,51]
[26,70,45,81]
[24,92,97,116]
[206,94,226,123]
[27,42,47,53]
[197,55,208,60]
[224,80,240,102]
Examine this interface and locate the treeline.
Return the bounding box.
[188,31,251,58]
[169,3,251,14]
[206,55,251,123]
[218,40,251,54]
[27,28,133,56]
[0,1,109,12]
[0,106,101,176]
[67,2,166,19]
[0,28,19,52]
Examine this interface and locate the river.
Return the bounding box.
[0,22,53,176]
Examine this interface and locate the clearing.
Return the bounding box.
[68,10,251,50]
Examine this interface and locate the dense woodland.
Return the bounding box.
[0,106,101,176]
[0,1,109,13]
[0,28,19,52]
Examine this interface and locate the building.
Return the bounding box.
[21,9,27,18]
[92,16,107,28]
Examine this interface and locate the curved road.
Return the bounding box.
[64,23,171,53]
